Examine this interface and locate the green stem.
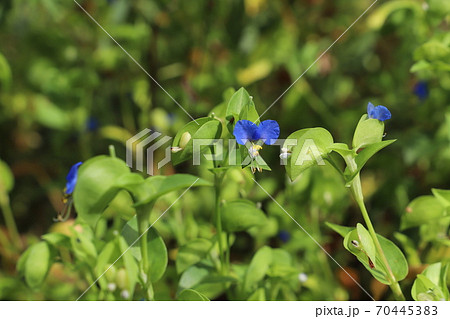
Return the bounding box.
[225,233,231,273]
[109,145,116,158]
[311,206,334,283]
[214,174,226,274]
[136,203,155,300]
[146,282,154,301]
[345,156,405,301]
[0,192,21,249]
[138,215,149,274]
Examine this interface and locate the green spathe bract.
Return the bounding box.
[283,127,334,181]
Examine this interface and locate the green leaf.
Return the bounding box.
[176,238,213,274]
[344,229,408,284]
[95,241,119,290]
[283,128,334,181]
[393,232,421,266]
[344,140,396,182]
[133,174,211,207]
[414,41,450,62]
[22,242,54,289]
[411,263,449,301]
[177,288,210,301]
[178,264,210,291]
[412,275,444,301]
[16,246,31,275]
[325,222,353,238]
[247,287,266,301]
[121,217,168,283]
[0,52,12,90]
[367,0,423,30]
[225,87,261,134]
[376,235,409,283]
[118,236,139,296]
[221,199,267,232]
[432,188,450,207]
[238,97,259,124]
[226,88,252,118]
[352,115,385,150]
[41,233,71,249]
[0,159,14,193]
[177,263,232,299]
[327,143,355,158]
[356,223,377,266]
[172,117,222,165]
[73,156,131,227]
[401,195,447,230]
[413,262,449,301]
[244,246,272,292]
[33,95,71,131]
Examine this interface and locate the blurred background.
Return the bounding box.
[0,0,449,300]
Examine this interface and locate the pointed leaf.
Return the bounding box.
[222,199,267,232]
[325,222,353,238]
[401,195,447,230]
[244,246,272,292]
[432,188,450,207]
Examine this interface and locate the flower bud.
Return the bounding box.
[115,268,129,290]
[179,132,192,149]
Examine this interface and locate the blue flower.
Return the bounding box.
[85,117,99,132]
[65,162,82,195]
[278,230,291,243]
[233,120,280,146]
[367,102,391,121]
[413,81,428,101]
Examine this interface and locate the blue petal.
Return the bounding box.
[413,82,428,100]
[367,102,375,118]
[375,105,391,121]
[233,120,258,145]
[65,162,82,195]
[367,103,391,121]
[278,230,291,243]
[254,120,280,145]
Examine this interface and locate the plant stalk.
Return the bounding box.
[214,174,226,273]
[136,203,155,300]
[0,192,21,249]
[346,155,405,300]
